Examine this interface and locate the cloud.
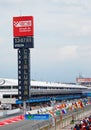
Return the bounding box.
[32,44,91,68]
[32,45,78,66]
[0,0,91,81]
[57,45,91,63]
[78,45,91,58]
[57,45,78,61]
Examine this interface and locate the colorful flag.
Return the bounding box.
[61,109,67,114]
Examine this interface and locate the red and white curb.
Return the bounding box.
[0,115,24,126]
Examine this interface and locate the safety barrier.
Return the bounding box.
[0,106,91,130]
[0,108,20,118]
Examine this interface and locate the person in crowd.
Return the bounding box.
[73,115,91,130]
[74,124,80,130]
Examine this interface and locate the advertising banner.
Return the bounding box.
[24,114,50,120]
[13,16,34,37]
[13,16,34,48]
[76,78,91,83]
[13,36,34,48]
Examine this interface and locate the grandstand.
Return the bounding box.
[0,78,88,107]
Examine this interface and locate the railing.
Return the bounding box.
[29,105,91,130]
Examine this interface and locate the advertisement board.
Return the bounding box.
[13,16,34,48]
[76,78,91,83]
[13,36,34,48]
[13,16,34,37]
[24,114,50,120]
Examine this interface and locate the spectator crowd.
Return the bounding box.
[73,115,91,130]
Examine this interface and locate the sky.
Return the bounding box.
[0,0,91,83]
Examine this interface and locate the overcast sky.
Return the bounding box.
[0,0,91,83]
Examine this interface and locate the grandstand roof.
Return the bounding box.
[0,78,87,89]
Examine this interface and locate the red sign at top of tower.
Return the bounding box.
[13,16,34,37]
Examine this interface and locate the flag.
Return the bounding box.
[78,100,83,108]
[74,102,78,109]
[55,110,61,116]
[61,103,66,108]
[48,110,54,117]
[61,109,67,114]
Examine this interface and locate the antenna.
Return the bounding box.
[78,73,83,78]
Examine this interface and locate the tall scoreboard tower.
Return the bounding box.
[13,16,34,113]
